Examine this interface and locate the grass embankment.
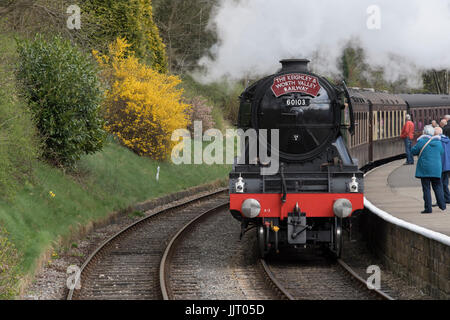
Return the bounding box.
[0,33,231,298]
[0,138,230,275]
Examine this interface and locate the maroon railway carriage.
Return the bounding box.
[399,94,450,139]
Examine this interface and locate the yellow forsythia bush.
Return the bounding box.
[94,38,190,160]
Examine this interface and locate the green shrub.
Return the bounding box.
[0,33,40,199]
[16,35,106,167]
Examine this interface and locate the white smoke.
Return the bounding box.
[196,0,450,88]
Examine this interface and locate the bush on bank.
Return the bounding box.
[94,38,190,160]
[186,96,215,133]
[16,35,106,168]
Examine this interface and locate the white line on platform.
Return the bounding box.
[364,160,450,246]
[364,197,450,247]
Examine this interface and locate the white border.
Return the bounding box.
[364,162,450,247]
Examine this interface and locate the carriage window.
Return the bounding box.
[378,111,382,139]
[393,111,397,137]
[373,111,378,141]
[362,112,365,144]
[386,111,390,138]
[418,110,423,132]
[396,111,399,136]
[389,111,392,138]
[390,111,394,138]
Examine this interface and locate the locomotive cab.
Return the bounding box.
[229,59,365,258]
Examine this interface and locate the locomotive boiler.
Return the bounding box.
[229,59,364,258]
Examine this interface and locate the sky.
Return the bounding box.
[195,0,450,87]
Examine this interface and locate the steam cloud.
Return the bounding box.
[196,0,450,87]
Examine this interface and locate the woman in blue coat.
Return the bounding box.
[411,125,445,213]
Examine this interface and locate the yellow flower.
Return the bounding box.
[95,37,190,160]
[49,191,56,198]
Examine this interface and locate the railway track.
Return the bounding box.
[160,200,394,300]
[68,187,393,300]
[260,255,394,300]
[67,189,228,300]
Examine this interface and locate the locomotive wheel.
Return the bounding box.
[332,217,343,258]
[257,226,269,258]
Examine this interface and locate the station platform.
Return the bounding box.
[364,159,450,237]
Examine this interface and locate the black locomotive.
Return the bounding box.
[229,59,364,258]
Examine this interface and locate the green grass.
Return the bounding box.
[0,137,230,276]
[0,33,40,199]
[0,32,233,298]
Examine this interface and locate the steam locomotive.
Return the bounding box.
[229,59,450,258]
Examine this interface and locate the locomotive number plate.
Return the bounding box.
[282,98,310,107]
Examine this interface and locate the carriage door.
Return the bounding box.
[368,100,374,163]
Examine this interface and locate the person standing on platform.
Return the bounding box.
[435,127,450,205]
[411,125,445,214]
[443,115,450,137]
[431,120,438,128]
[440,119,447,128]
[400,114,415,165]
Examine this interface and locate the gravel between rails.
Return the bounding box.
[167,208,280,300]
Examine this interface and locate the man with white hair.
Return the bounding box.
[400,114,415,165]
[411,125,445,213]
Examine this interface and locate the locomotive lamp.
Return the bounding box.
[235,175,245,193]
[333,198,353,218]
[241,199,261,218]
[348,175,359,193]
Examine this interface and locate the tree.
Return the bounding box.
[338,40,371,88]
[423,70,450,94]
[82,0,168,73]
[152,0,217,73]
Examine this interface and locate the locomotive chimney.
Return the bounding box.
[280,59,310,72]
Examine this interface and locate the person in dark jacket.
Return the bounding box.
[411,125,445,214]
[443,115,450,137]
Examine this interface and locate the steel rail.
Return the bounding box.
[66,188,227,300]
[159,203,229,300]
[259,259,295,300]
[337,258,395,300]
